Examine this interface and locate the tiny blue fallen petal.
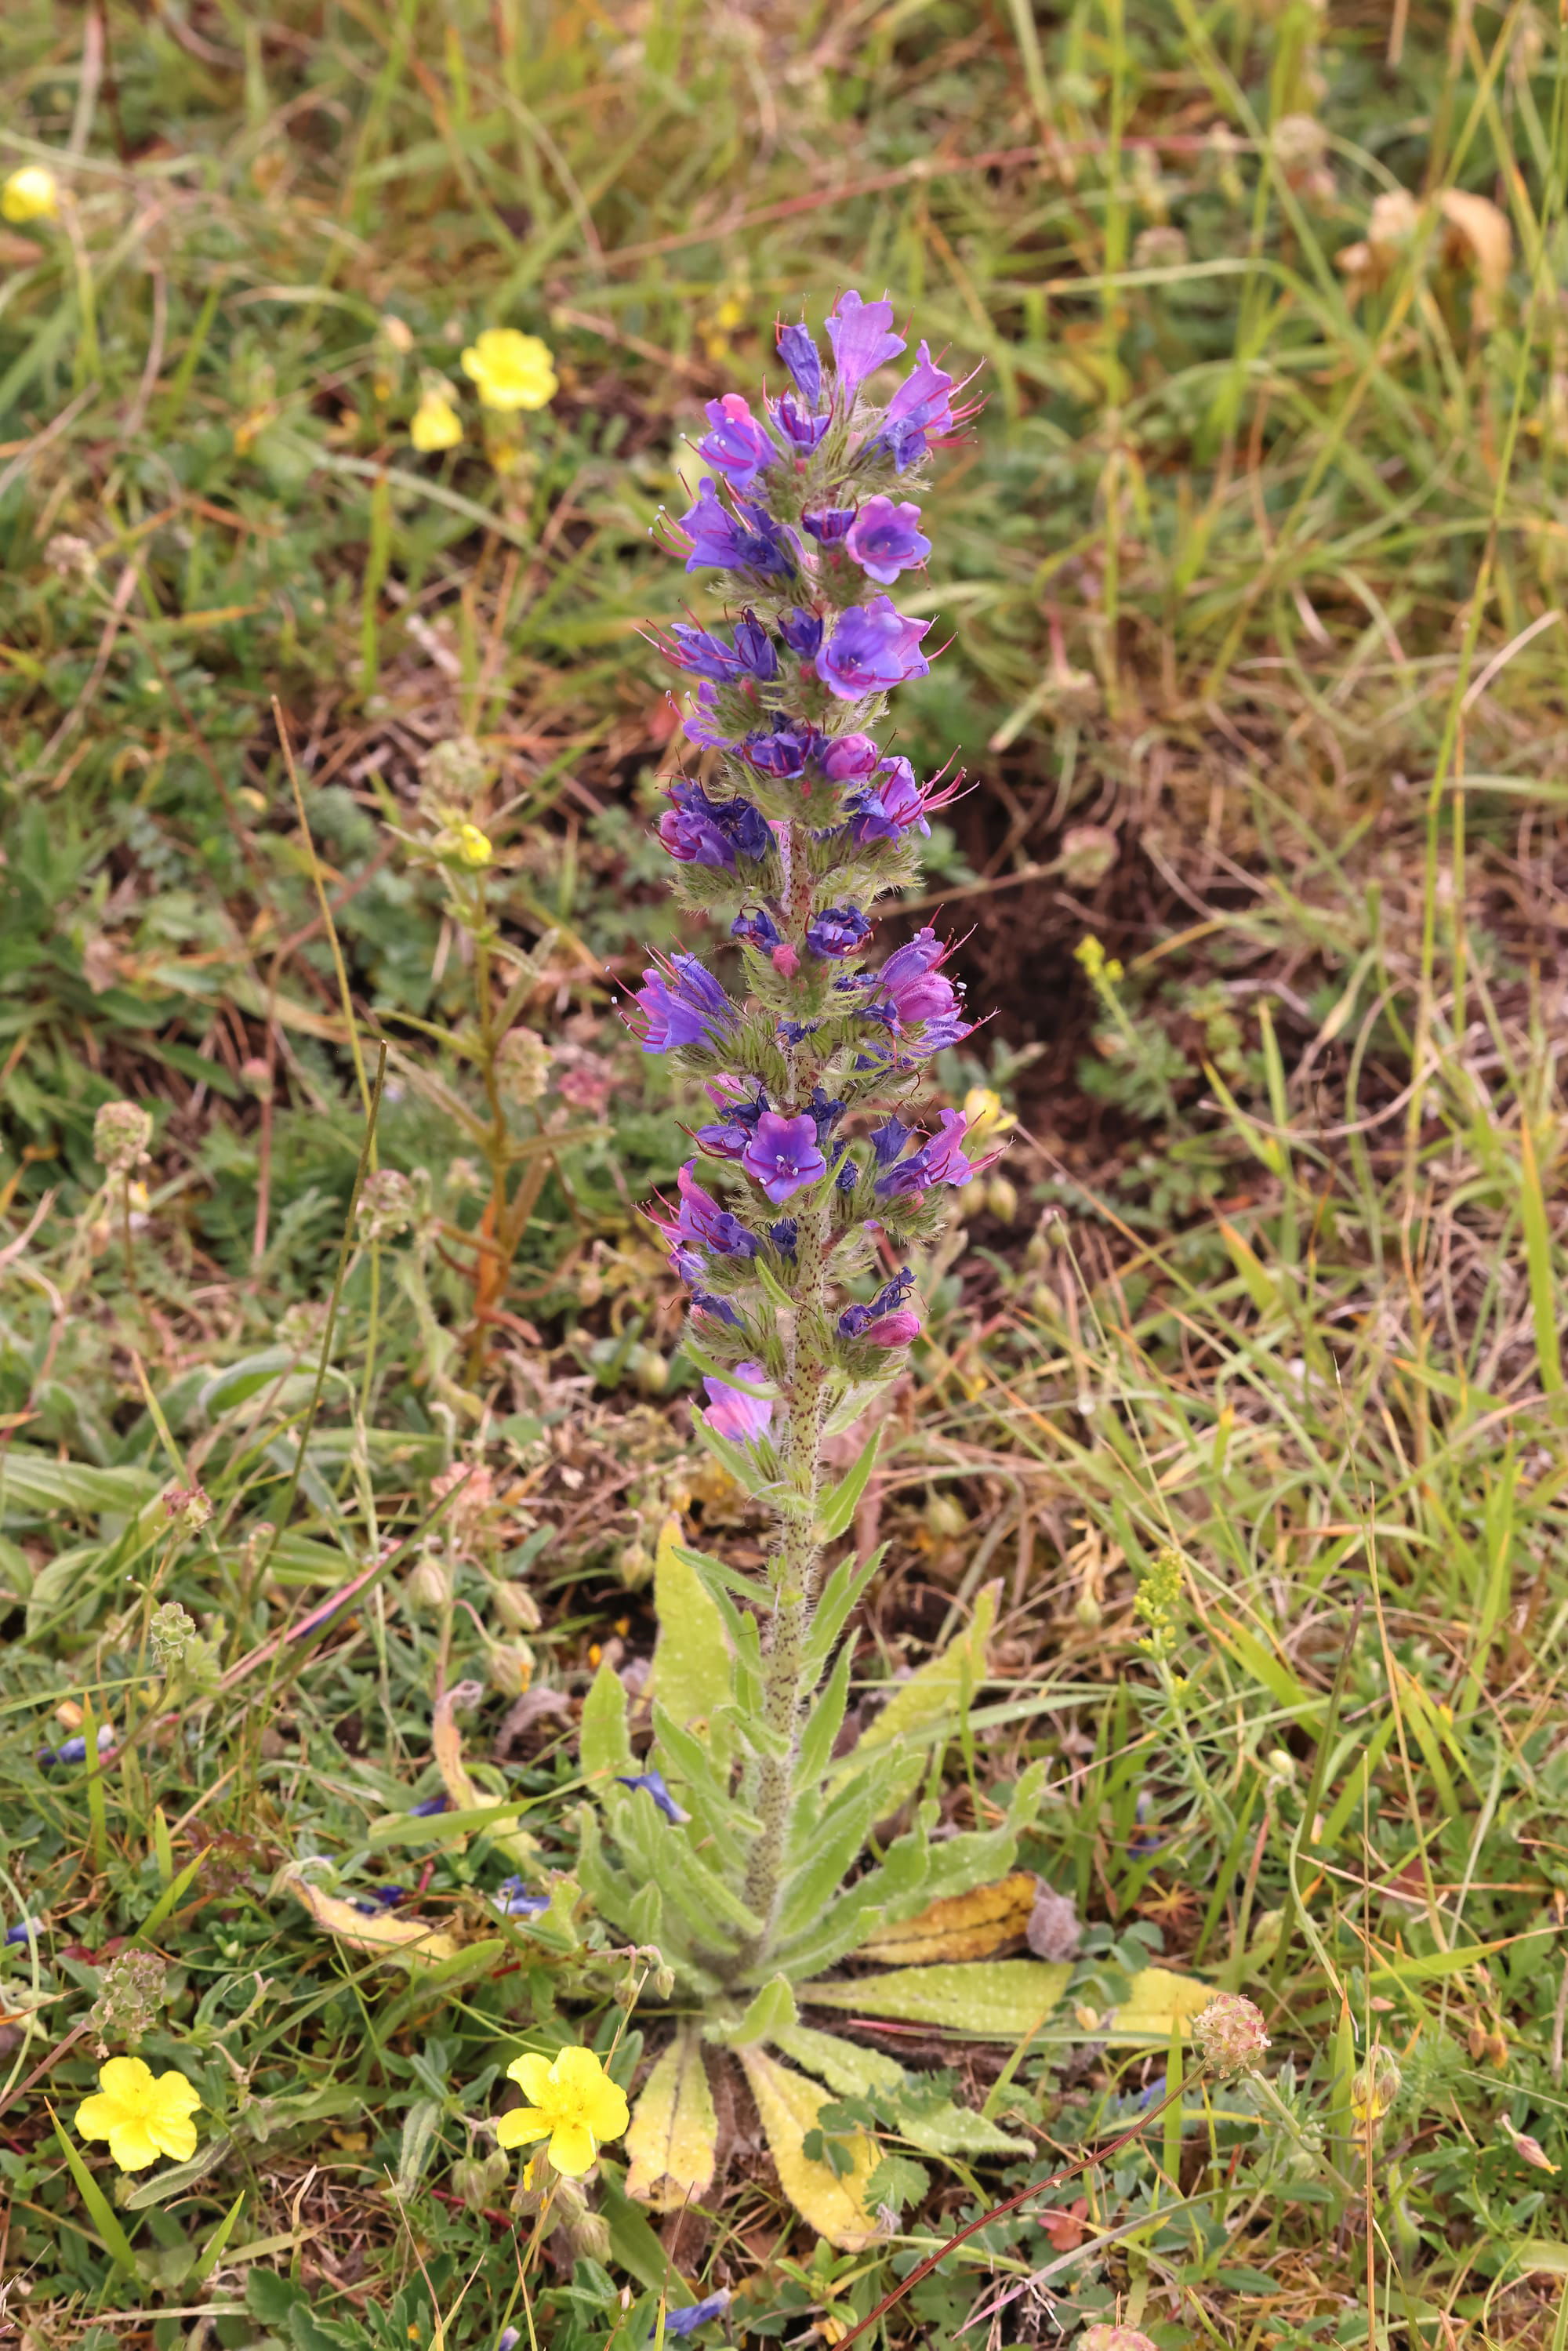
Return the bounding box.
[408,1794,451,1816]
[616,1769,690,1825]
[495,1874,551,1918]
[3,1917,44,1946]
[352,1886,408,1914]
[654,2291,731,2338]
[37,1724,116,1767]
[499,2333,521,2351]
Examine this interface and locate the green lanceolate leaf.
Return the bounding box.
[803,1543,887,1677]
[574,1803,647,1941]
[652,1515,732,1745]
[916,1760,1047,1903]
[771,2025,1033,2157]
[674,1540,770,1607]
[815,1424,881,1543]
[806,1958,1072,2041]
[793,1641,855,1793]
[710,1973,797,2047]
[393,2098,445,2199]
[580,1660,636,1787]
[771,1825,932,1979]
[652,1705,758,1862]
[828,1582,999,1806]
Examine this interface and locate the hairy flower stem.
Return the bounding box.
[739,1129,830,1965]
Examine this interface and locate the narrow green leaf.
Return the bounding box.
[49,2110,138,2272]
[816,1426,881,1543]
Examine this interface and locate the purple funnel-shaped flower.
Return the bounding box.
[697,393,778,490]
[676,478,793,579]
[776,320,822,407]
[702,1359,775,1445]
[778,608,825,658]
[826,289,906,397]
[845,496,931,586]
[631,954,739,1054]
[816,597,931,699]
[805,905,871,960]
[659,780,769,869]
[742,1111,827,1203]
[875,340,982,470]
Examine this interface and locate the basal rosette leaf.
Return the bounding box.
[738,2048,881,2252]
[624,2030,719,2211]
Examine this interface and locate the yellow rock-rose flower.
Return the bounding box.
[409,387,463,452]
[460,328,557,412]
[2,165,60,224]
[76,2056,200,2172]
[496,2044,629,2177]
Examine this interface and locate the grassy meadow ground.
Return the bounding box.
[3,0,1568,2344]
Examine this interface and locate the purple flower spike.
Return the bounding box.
[698,393,778,490]
[776,321,822,406]
[846,496,931,586]
[805,905,871,960]
[631,954,739,1054]
[677,478,793,579]
[816,597,931,699]
[702,1359,775,1445]
[825,288,906,398]
[742,1111,827,1203]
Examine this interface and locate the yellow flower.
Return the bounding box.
[496,2044,629,2177]
[2,165,60,224]
[461,328,557,413]
[409,386,462,453]
[452,823,492,868]
[76,2056,200,2172]
[961,1086,1016,1149]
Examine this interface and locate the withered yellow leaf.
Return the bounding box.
[807,1957,1069,2041]
[1439,188,1512,328]
[1105,1966,1215,2041]
[738,2048,880,2251]
[277,1863,458,1965]
[432,1687,538,1866]
[624,2029,718,2211]
[856,1872,1037,1965]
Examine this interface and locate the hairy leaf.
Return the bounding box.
[624,2030,719,2210]
[807,1958,1071,2040]
[739,2048,880,2251]
[856,1872,1039,1965]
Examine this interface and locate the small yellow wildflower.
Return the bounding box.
[461,328,557,413]
[1074,934,1123,986]
[961,1086,1016,1150]
[76,2056,199,2172]
[497,2044,629,2177]
[409,386,462,453]
[452,823,492,868]
[2,165,60,225]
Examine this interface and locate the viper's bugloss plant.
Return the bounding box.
[577,294,1056,2248]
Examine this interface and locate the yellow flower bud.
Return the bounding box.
[409,386,463,452]
[444,822,492,868]
[2,165,60,224]
[461,328,558,413]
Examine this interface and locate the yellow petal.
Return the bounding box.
[496,2106,551,2150]
[75,2092,124,2142]
[507,2052,554,2104]
[107,2118,162,2171]
[149,2111,198,2162]
[98,2056,154,2102]
[149,2068,200,2117]
[548,2120,597,2176]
